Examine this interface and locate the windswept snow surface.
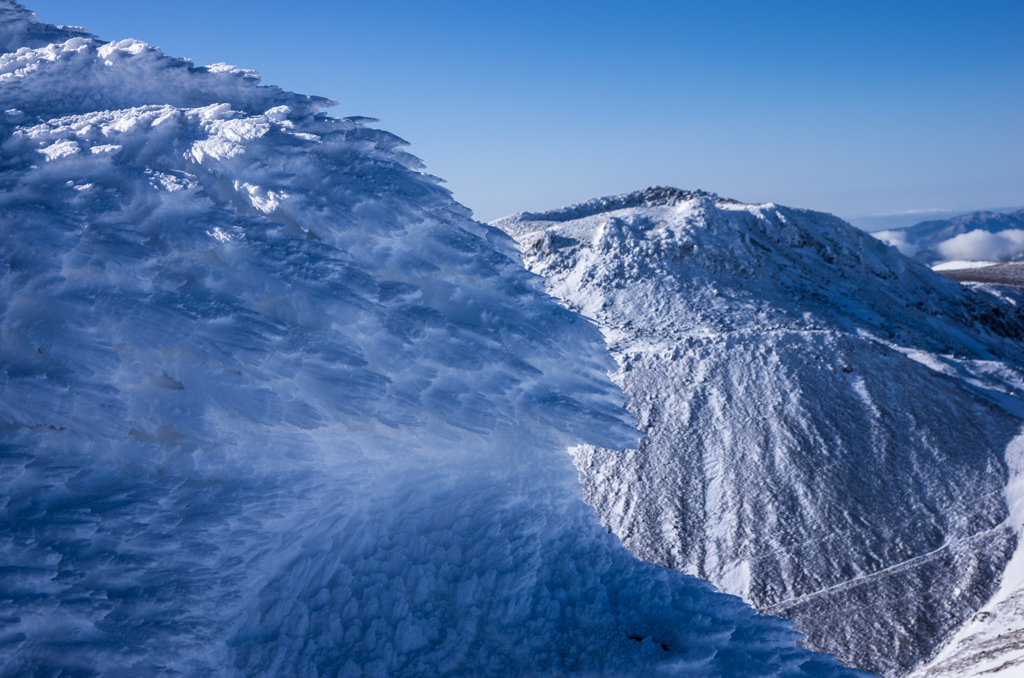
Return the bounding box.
[0,4,870,677]
[494,187,1024,677]
[908,432,1024,677]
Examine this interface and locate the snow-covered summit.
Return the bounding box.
[0,5,867,677]
[495,189,1024,676]
[506,186,741,228]
[495,188,1024,360]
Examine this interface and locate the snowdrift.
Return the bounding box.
[494,187,1024,677]
[0,4,866,676]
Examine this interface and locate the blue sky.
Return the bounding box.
[29,1,1024,227]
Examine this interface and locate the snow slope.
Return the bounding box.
[874,210,1024,265]
[494,187,1024,677]
[0,4,869,676]
[907,432,1024,677]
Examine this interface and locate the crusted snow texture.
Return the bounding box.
[906,431,1024,678]
[0,4,870,677]
[494,189,1024,677]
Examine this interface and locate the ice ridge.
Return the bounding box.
[0,0,89,53]
[0,2,332,119]
[0,4,868,676]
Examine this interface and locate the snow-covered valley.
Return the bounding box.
[494,188,1024,677]
[0,3,873,676]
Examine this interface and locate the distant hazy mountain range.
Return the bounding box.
[848,207,1024,233]
[873,209,1024,265]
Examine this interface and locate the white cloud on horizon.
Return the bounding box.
[936,229,1024,262]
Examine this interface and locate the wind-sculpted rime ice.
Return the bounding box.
[494,191,1024,677]
[0,3,867,676]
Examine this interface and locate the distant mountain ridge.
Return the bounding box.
[848,207,1024,233]
[874,209,1024,264]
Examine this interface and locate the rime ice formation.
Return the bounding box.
[494,187,1024,677]
[0,4,870,677]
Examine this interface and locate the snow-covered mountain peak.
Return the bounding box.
[495,191,1024,676]
[496,189,1024,364]
[499,186,740,236]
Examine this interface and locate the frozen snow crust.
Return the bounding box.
[494,190,1024,677]
[0,3,869,676]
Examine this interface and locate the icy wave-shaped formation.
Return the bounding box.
[0,4,868,676]
[494,190,1024,677]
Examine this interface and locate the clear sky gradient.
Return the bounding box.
[29,1,1024,227]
